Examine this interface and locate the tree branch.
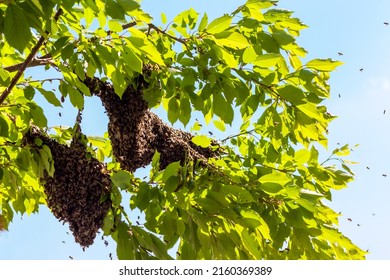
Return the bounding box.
[147,23,188,46]
[2,20,187,76]
[3,55,55,73]
[0,8,63,106]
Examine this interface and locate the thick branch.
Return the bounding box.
[0,9,63,105]
[3,55,55,73]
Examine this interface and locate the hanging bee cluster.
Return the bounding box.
[23,122,111,247]
[84,73,217,173]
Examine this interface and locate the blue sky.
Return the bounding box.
[1,0,390,259]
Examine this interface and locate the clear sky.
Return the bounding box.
[1,0,389,260]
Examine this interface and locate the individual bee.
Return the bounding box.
[69,256,74,260]
[382,174,387,177]
[347,218,352,222]
[359,68,364,72]
[338,52,343,56]
[384,22,389,25]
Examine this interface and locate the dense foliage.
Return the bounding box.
[0,0,366,259]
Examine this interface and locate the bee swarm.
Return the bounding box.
[23,126,111,248]
[84,75,217,172]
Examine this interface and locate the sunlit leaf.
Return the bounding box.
[206,15,232,34]
[4,4,32,52]
[191,135,212,148]
[306,59,343,72]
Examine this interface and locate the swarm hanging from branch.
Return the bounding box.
[23,123,111,247]
[84,74,217,172]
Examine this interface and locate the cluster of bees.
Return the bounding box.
[21,67,217,247]
[84,71,216,173]
[23,125,111,247]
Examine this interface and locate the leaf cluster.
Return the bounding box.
[0,0,365,259]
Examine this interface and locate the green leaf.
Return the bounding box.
[108,20,123,32]
[213,91,234,124]
[241,229,262,259]
[151,150,161,170]
[113,222,134,260]
[259,172,291,187]
[260,182,284,194]
[254,53,282,68]
[172,8,198,36]
[179,97,191,126]
[112,170,132,190]
[198,13,208,31]
[215,31,250,50]
[221,185,254,203]
[28,103,48,128]
[278,84,306,105]
[102,209,114,235]
[191,135,212,148]
[242,46,258,64]
[161,12,167,24]
[332,144,350,156]
[24,86,35,100]
[162,161,181,186]
[306,59,343,72]
[122,46,143,73]
[106,0,125,20]
[0,68,10,86]
[37,88,62,107]
[4,4,32,52]
[68,86,84,109]
[167,98,179,124]
[16,149,30,171]
[117,0,140,12]
[206,15,232,34]
[213,119,226,131]
[0,115,9,137]
[136,182,152,211]
[296,103,323,121]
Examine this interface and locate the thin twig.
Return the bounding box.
[0,8,63,105]
[221,129,255,142]
[148,23,188,46]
